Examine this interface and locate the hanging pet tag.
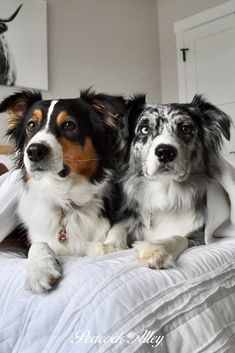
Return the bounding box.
[58,210,68,243]
[58,226,68,243]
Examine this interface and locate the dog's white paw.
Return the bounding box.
[104,225,128,251]
[94,243,117,256]
[86,241,117,256]
[102,243,117,254]
[134,241,174,269]
[26,253,62,294]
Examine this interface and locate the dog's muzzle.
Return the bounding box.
[155,144,177,164]
[24,132,65,176]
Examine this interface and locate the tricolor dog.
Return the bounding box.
[0,89,125,293]
[105,95,231,269]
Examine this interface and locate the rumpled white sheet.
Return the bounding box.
[0,245,235,353]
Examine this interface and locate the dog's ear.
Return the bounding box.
[127,94,146,114]
[126,94,146,133]
[191,94,231,141]
[80,89,126,129]
[113,94,146,165]
[0,90,42,135]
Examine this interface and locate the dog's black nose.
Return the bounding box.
[155,144,177,163]
[27,143,49,162]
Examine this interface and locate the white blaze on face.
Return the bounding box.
[45,100,58,131]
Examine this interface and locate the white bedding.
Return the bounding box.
[0,243,235,353]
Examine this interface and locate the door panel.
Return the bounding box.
[182,13,235,152]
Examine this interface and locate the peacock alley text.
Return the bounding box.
[71,329,164,348]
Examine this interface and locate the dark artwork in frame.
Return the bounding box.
[0,0,48,90]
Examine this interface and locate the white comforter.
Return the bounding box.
[0,243,235,353]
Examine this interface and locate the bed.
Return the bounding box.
[0,243,235,353]
[0,156,235,353]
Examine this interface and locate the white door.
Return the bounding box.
[175,3,235,153]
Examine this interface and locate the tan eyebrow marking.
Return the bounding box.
[56,111,70,125]
[33,109,43,122]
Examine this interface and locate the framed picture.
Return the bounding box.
[0,0,48,90]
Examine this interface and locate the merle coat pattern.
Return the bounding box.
[106,95,231,269]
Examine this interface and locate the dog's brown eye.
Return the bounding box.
[141,126,151,135]
[181,125,193,134]
[27,120,37,132]
[62,120,76,131]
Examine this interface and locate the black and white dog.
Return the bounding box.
[105,94,231,269]
[0,89,125,293]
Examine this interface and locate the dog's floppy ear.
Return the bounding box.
[114,94,146,165]
[126,94,146,133]
[80,88,126,129]
[0,90,42,134]
[191,94,231,141]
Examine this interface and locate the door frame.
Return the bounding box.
[174,0,235,102]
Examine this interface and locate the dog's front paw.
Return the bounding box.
[102,243,117,254]
[94,243,117,256]
[26,253,62,294]
[134,241,174,269]
[86,242,117,256]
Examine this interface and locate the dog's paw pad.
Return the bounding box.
[134,241,174,269]
[25,256,62,294]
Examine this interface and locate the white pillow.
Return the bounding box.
[0,155,14,170]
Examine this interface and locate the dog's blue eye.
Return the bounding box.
[62,120,76,131]
[141,126,151,135]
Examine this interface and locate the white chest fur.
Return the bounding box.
[18,173,110,256]
[143,209,205,241]
[125,176,206,240]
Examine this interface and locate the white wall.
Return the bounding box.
[157,0,228,103]
[1,0,230,145]
[0,0,161,144]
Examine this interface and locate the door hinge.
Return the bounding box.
[180,48,189,62]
